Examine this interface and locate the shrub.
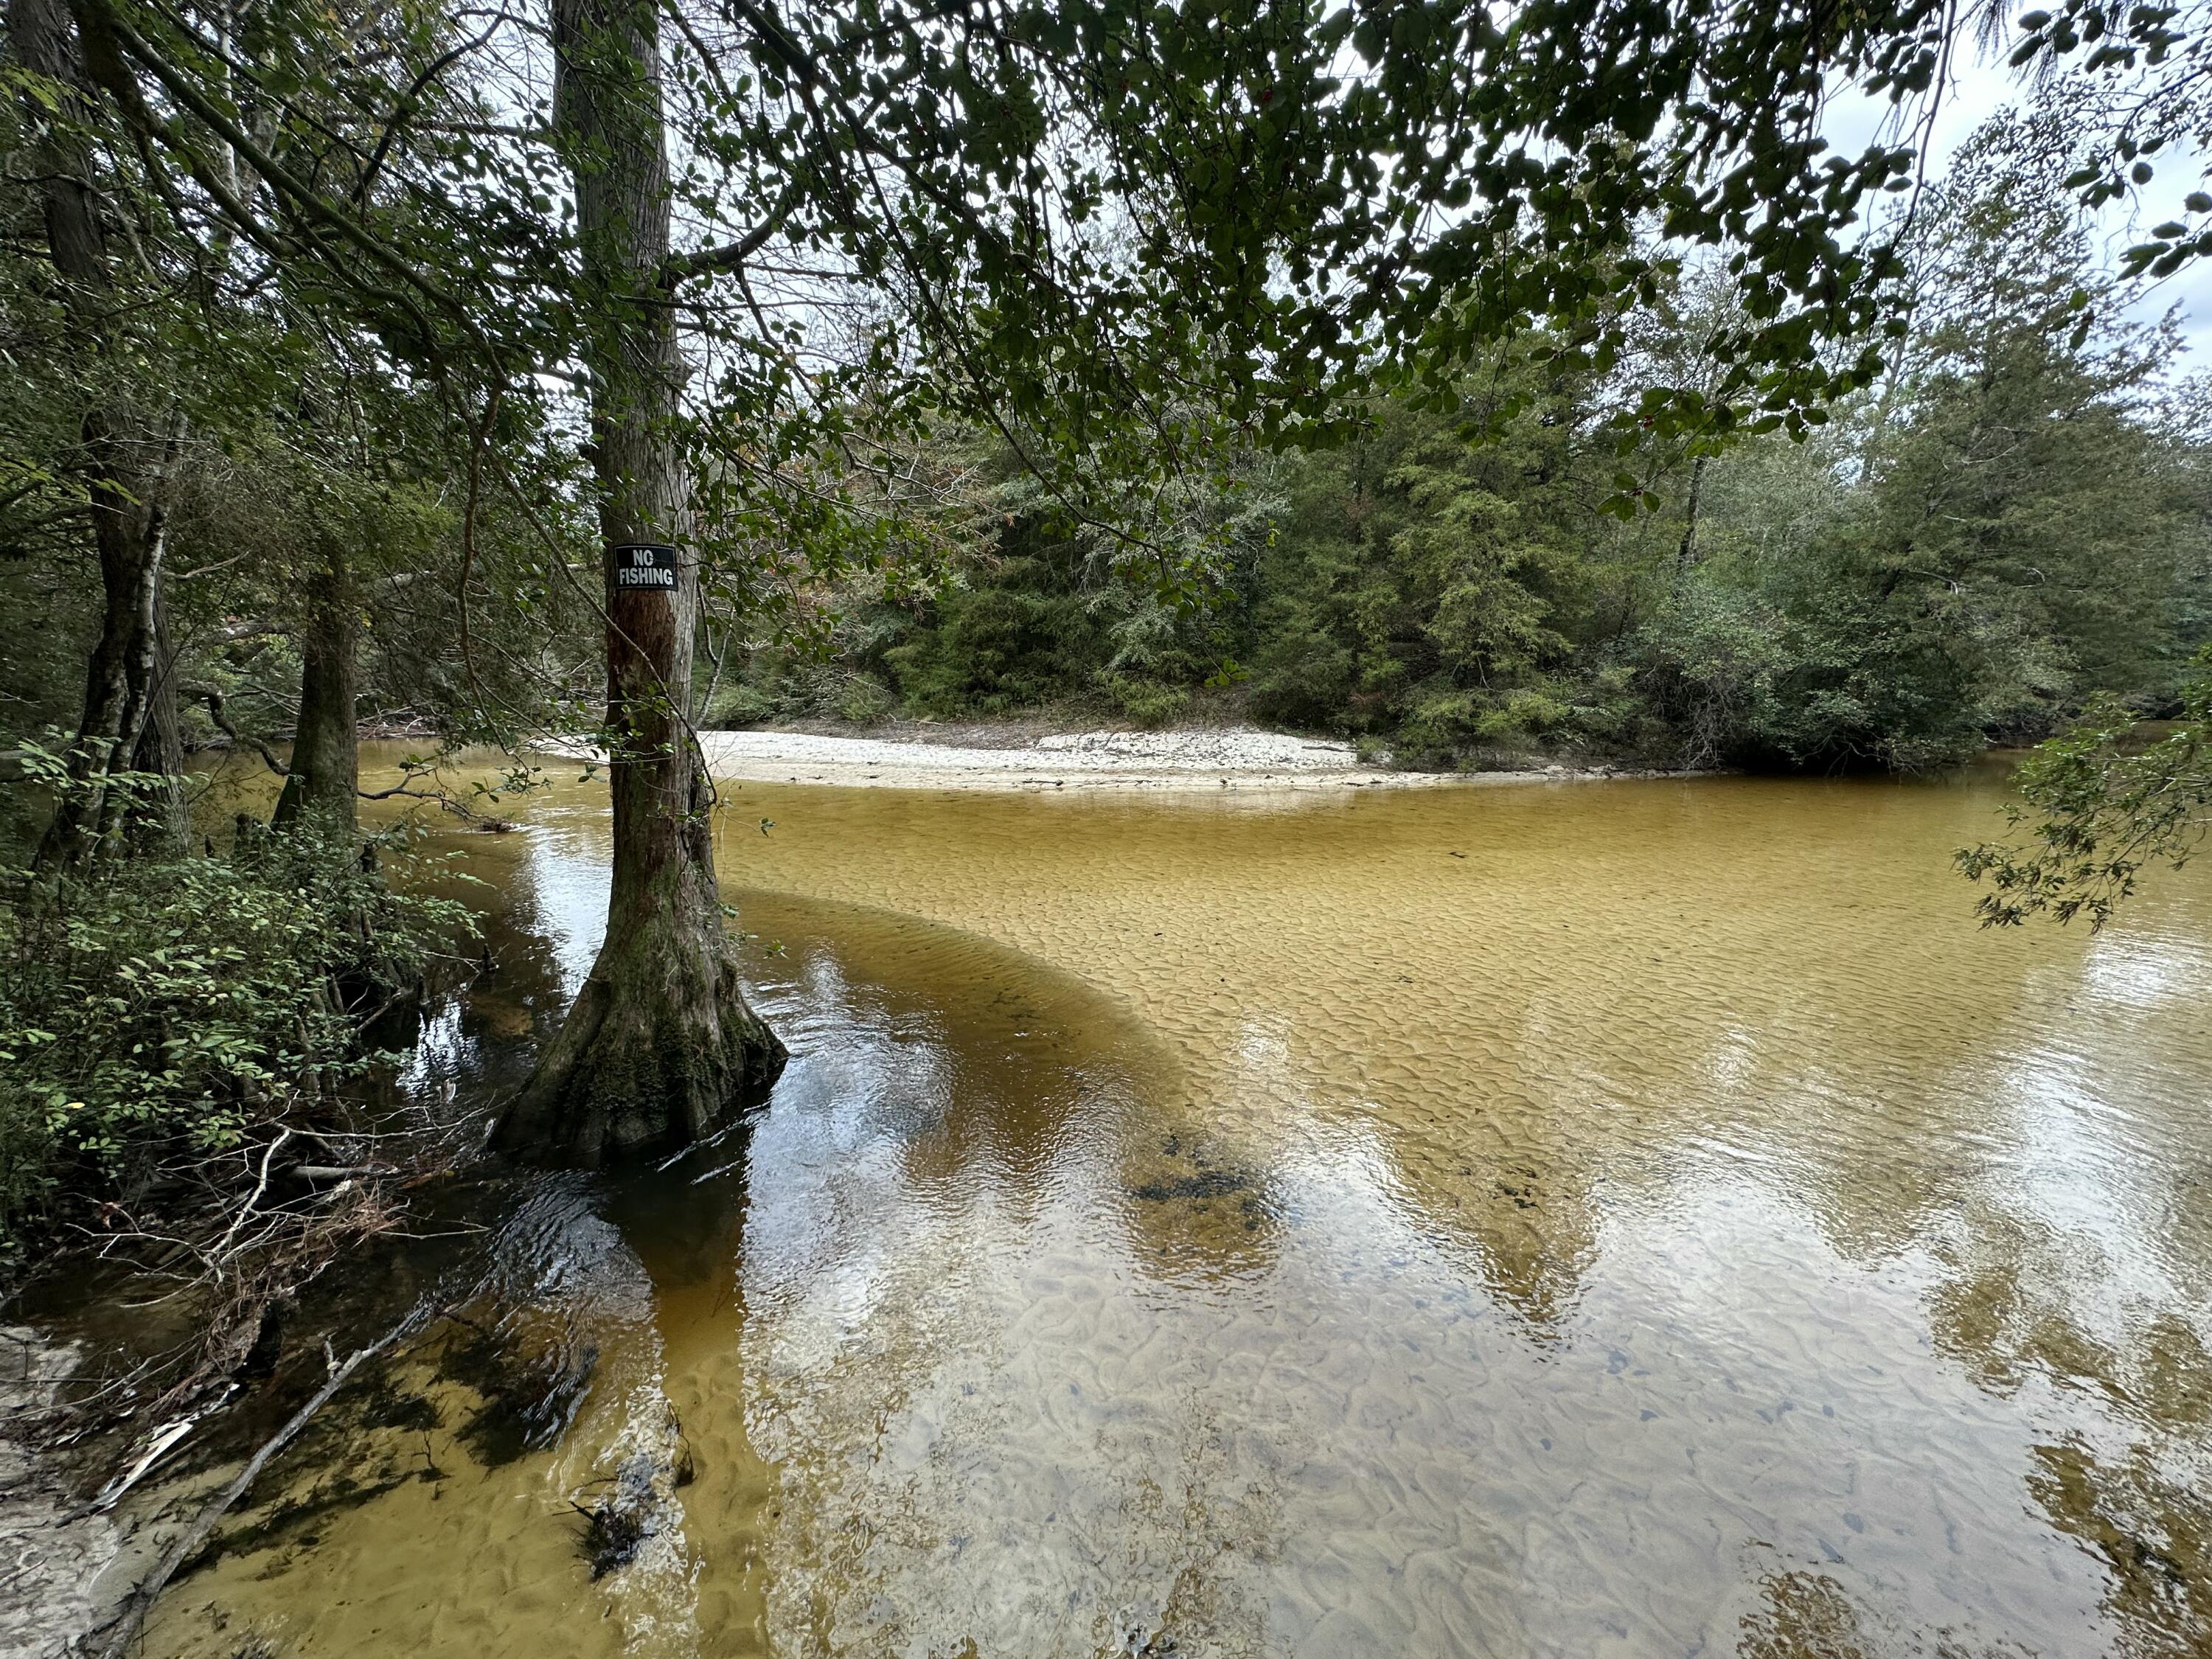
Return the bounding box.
[703,681,777,728]
[1104,675,1190,729]
[833,674,897,725]
[0,785,470,1247]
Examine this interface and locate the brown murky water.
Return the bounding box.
[140,750,2212,1658]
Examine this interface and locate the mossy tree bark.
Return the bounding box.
[271,548,360,838]
[14,0,185,872]
[492,0,783,1165]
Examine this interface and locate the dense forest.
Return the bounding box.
[3,109,2205,843]
[727,116,2212,774]
[9,112,2199,805]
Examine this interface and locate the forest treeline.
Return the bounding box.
[6,116,2204,821]
[730,119,2212,774]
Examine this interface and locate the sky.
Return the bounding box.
[1820,48,2212,365]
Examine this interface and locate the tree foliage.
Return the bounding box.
[763,114,2208,775]
[0,758,470,1243]
[1958,652,2212,926]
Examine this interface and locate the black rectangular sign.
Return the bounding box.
[612,543,679,591]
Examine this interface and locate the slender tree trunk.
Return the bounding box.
[13,0,182,874]
[120,597,188,853]
[1674,453,1706,580]
[493,0,782,1164]
[272,546,360,837]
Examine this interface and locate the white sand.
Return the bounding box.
[693,727,1622,791]
[0,1329,122,1658]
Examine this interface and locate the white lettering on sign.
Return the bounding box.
[612,543,679,591]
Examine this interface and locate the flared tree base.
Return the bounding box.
[493,906,785,1167]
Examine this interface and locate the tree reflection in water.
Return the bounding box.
[128,751,2212,1658]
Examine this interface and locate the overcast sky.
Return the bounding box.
[1820,47,2212,366]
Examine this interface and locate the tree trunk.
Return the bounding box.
[13,0,182,874]
[120,597,188,853]
[272,548,360,837]
[1674,453,1706,580]
[493,0,783,1165]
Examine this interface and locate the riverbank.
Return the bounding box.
[695,723,1683,790]
[1,1328,122,1658]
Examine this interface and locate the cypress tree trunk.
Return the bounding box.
[272,549,360,837]
[493,0,783,1164]
[13,0,182,874]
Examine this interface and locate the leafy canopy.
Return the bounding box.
[59,0,1966,555]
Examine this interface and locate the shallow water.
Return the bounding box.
[142,752,2212,1658]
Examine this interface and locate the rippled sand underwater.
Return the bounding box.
[144,757,2212,1658]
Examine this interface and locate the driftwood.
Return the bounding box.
[90,1311,421,1658]
[290,1164,401,1181]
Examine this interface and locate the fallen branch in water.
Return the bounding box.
[209,1130,291,1267]
[187,686,288,776]
[354,782,518,831]
[38,1098,467,1457]
[91,1311,425,1659]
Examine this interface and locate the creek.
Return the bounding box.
[125,748,2212,1656]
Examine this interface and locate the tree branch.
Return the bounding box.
[661,191,799,286]
[91,1312,425,1659]
[74,0,495,364]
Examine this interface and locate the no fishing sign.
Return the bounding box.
[612,543,678,592]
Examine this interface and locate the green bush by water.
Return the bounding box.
[0,771,472,1248]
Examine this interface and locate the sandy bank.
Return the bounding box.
[692,726,1624,791]
[1,1329,122,1658]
